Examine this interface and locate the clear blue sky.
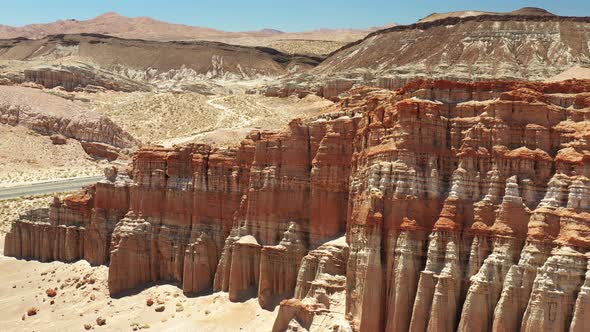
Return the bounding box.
[1,0,588,32]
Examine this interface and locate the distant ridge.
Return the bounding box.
[0,12,388,44]
[418,6,555,23]
[316,8,590,82]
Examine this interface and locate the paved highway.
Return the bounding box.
[0,176,104,200]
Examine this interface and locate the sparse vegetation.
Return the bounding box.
[131,322,151,330]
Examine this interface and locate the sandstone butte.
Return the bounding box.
[4,79,590,332]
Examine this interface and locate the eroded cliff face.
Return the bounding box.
[0,85,139,149]
[5,79,590,331]
[316,15,590,82]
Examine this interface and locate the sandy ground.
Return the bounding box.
[0,124,105,186]
[0,196,279,331]
[91,91,333,147]
[547,66,590,81]
[268,39,347,56]
[0,249,277,331]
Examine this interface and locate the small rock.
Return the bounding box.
[96,316,106,326]
[154,305,165,312]
[46,288,57,297]
[50,134,67,145]
[27,307,39,316]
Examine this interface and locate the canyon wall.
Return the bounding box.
[5,79,590,331]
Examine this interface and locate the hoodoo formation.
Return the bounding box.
[4,79,590,331]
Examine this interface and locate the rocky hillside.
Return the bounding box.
[0,34,321,92]
[315,11,590,83]
[5,78,590,331]
[0,85,137,149]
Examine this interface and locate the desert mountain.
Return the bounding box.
[314,8,590,84]
[0,12,387,55]
[0,33,321,92]
[0,12,227,41]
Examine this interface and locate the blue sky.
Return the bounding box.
[1,0,589,32]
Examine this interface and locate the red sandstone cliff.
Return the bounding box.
[5,79,590,331]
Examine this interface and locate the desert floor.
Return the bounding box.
[90,91,333,146]
[0,124,105,186]
[0,234,278,332]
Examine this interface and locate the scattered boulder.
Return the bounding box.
[155,305,165,312]
[96,317,106,326]
[46,288,57,297]
[50,134,67,145]
[27,307,38,316]
[81,142,121,161]
[104,166,118,182]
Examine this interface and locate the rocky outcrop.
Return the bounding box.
[5,79,590,331]
[24,65,150,92]
[80,142,124,161]
[50,134,67,145]
[0,85,138,148]
[316,13,590,82]
[318,79,355,101]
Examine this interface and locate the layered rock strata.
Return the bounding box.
[5,79,590,331]
[0,85,138,149]
[0,34,321,92]
[316,14,590,82]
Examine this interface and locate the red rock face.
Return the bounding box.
[5,79,590,331]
